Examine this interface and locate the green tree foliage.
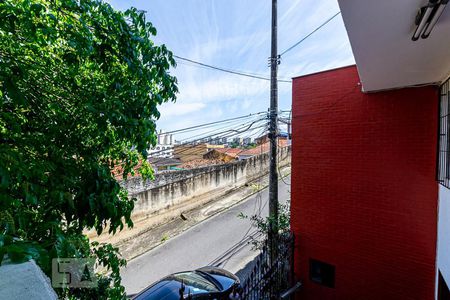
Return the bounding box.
[230,141,239,148]
[243,142,256,149]
[238,202,290,250]
[0,0,177,298]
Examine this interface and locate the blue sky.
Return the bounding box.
[108,0,355,136]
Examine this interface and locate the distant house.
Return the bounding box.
[254,134,268,145]
[237,140,288,160]
[242,137,252,145]
[174,143,232,163]
[237,143,269,160]
[112,160,144,180]
[216,148,242,159]
[210,137,228,145]
[206,144,226,149]
[255,133,289,145]
[148,157,182,172]
[173,144,209,162]
[179,158,223,169]
[203,148,242,162]
[232,137,242,145]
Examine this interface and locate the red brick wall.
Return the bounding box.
[291,65,438,300]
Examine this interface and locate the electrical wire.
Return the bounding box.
[209,125,269,268]
[177,60,286,82]
[164,111,266,135]
[236,125,269,228]
[173,14,342,83]
[255,125,269,218]
[154,116,266,151]
[236,122,269,143]
[277,109,291,186]
[277,148,291,186]
[148,118,268,158]
[168,115,262,138]
[176,116,267,144]
[157,126,268,164]
[279,11,341,56]
[173,55,292,83]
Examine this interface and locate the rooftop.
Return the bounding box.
[213,148,243,158]
[148,157,182,167]
[239,140,289,157]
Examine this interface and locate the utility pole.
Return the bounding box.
[268,0,279,264]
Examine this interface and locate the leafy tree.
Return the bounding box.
[238,202,290,250]
[243,142,256,149]
[230,141,240,148]
[0,0,177,298]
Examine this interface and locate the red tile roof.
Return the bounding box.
[214,148,243,158]
[111,161,143,180]
[238,143,269,157]
[179,158,224,169]
[238,140,289,157]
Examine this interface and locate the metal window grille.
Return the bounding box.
[438,77,450,187]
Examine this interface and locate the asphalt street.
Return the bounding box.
[121,175,291,295]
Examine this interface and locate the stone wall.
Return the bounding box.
[123,146,290,220]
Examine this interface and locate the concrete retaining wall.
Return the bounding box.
[123,146,290,220]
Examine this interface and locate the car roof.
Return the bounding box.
[133,271,223,300]
[133,280,181,300]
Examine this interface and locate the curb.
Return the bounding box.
[124,168,291,262]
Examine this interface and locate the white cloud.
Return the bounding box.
[158,102,206,117]
[177,74,269,104]
[108,0,355,133]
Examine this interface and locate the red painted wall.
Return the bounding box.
[291,65,438,300]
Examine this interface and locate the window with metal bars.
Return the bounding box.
[438,77,450,188]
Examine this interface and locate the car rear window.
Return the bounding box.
[172,272,220,293]
[204,273,235,291]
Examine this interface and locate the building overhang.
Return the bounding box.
[337,0,450,92]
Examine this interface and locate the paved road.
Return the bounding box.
[121,176,291,295]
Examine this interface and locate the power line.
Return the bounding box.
[173,13,341,86]
[176,116,267,143]
[159,123,267,164]
[148,118,267,158]
[210,124,270,268]
[279,11,341,56]
[177,60,281,81]
[173,55,292,83]
[178,114,267,142]
[239,123,269,141]
[148,110,286,160]
[170,115,263,143]
[165,111,266,135]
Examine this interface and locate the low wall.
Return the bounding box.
[123,146,291,220]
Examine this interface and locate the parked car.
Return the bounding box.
[132,266,241,300]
